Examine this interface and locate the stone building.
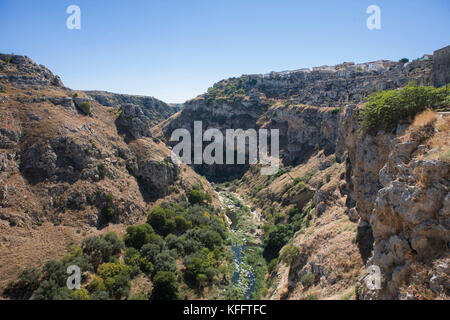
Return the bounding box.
[432,45,450,87]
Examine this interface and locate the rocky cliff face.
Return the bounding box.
[84,90,180,126]
[158,58,431,172]
[0,54,214,289]
[351,116,450,299]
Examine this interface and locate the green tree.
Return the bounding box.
[188,190,212,205]
[263,224,292,261]
[124,224,155,249]
[3,268,41,299]
[82,236,114,268]
[151,271,179,300]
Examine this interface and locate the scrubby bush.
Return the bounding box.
[97,262,131,299]
[91,290,110,300]
[267,259,278,274]
[79,101,92,115]
[31,260,68,300]
[183,248,219,288]
[97,262,130,279]
[153,251,177,274]
[124,224,155,249]
[174,215,192,233]
[3,268,41,299]
[87,275,106,293]
[188,189,212,205]
[73,288,90,300]
[124,248,153,275]
[280,244,299,265]
[151,271,179,300]
[82,236,114,268]
[199,230,222,251]
[165,234,184,254]
[147,206,169,231]
[360,83,449,134]
[301,272,315,288]
[106,273,130,299]
[147,206,192,236]
[101,207,116,219]
[263,224,292,261]
[140,243,162,263]
[103,232,124,255]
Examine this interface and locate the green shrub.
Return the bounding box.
[82,236,114,268]
[263,224,292,261]
[3,268,41,299]
[97,262,131,299]
[151,271,179,300]
[97,262,130,279]
[140,243,162,263]
[87,275,106,293]
[8,218,17,227]
[129,292,149,300]
[267,259,278,274]
[103,232,124,255]
[199,230,222,251]
[97,163,106,179]
[188,189,212,205]
[79,101,92,115]
[106,193,114,202]
[174,215,192,233]
[72,288,90,300]
[147,206,191,236]
[360,83,449,134]
[101,207,116,219]
[280,244,299,265]
[91,290,110,300]
[301,272,315,288]
[153,251,177,274]
[124,224,155,249]
[106,273,130,299]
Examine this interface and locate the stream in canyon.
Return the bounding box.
[217,188,264,300]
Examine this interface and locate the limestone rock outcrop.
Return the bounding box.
[116,104,152,140]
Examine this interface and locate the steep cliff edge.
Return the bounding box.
[353,112,450,299]
[0,54,216,290]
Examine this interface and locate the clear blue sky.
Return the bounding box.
[1,0,449,103]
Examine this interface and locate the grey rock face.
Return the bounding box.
[228,60,431,107]
[0,54,64,88]
[84,90,180,126]
[0,127,21,149]
[356,130,450,299]
[127,155,179,200]
[115,104,152,140]
[19,137,100,184]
